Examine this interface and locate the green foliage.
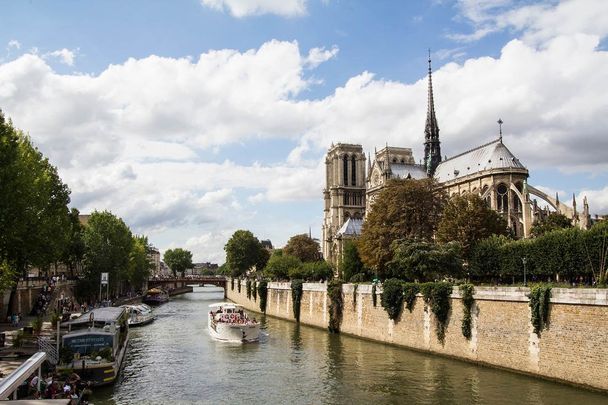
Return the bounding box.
[163,248,193,278]
[257,280,268,313]
[327,279,343,333]
[284,234,320,262]
[62,208,85,276]
[460,284,475,339]
[291,279,304,322]
[230,277,234,291]
[402,282,420,312]
[380,279,404,320]
[528,285,552,335]
[237,278,241,293]
[358,178,446,275]
[224,230,267,277]
[436,193,509,259]
[128,235,153,291]
[252,280,257,301]
[352,283,358,310]
[0,112,71,279]
[388,240,463,282]
[264,253,302,280]
[99,347,113,361]
[349,272,370,283]
[420,282,453,343]
[531,212,573,237]
[0,260,15,294]
[246,279,252,299]
[301,261,334,281]
[59,346,73,364]
[31,317,43,334]
[80,211,133,300]
[371,283,377,307]
[341,240,364,282]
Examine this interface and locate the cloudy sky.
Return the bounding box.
[1,0,607,263]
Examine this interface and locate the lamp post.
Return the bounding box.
[522,257,527,287]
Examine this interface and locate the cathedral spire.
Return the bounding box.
[423,50,441,177]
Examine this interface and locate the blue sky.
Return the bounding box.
[1,0,607,263]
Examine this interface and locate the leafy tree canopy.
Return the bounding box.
[164,248,193,277]
[358,178,446,274]
[283,234,320,263]
[264,253,301,281]
[530,212,573,237]
[388,240,463,282]
[224,230,267,277]
[128,235,153,290]
[341,240,363,282]
[436,193,508,259]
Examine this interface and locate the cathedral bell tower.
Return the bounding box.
[424,52,441,176]
[322,143,366,263]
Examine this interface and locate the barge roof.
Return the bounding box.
[64,307,125,325]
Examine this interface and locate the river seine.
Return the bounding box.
[92,287,607,404]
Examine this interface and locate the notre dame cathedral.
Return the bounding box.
[322,56,591,265]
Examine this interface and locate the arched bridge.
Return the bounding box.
[148,277,227,291]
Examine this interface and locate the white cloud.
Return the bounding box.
[451,0,608,46]
[304,46,339,68]
[44,48,76,66]
[7,40,21,50]
[200,0,307,17]
[578,187,608,216]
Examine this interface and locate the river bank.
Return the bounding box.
[227,279,608,393]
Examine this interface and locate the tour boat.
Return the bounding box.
[208,303,260,343]
[143,288,169,305]
[57,307,129,386]
[121,303,156,327]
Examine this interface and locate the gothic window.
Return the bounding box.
[351,156,357,186]
[513,193,522,213]
[343,191,350,205]
[343,155,349,185]
[496,183,508,212]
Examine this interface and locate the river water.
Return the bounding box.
[92,287,607,404]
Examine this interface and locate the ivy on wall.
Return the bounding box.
[460,284,475,339]
[380,279,404,321]
[403,283,420,313]
[246,279,252,299]
[237,278,241,293]
[258,280,268,313]
[231,278,234,291]
[352,283,358,310]
[371,283,377,307]
[291,279,304,322]
[529,285,552,335]
[421,282,453,343]
[252,280,257,301]
[328,279,344,333]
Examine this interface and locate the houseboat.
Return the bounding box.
[143,288,169,305]
[208,303,260,343]
[57,307,129,386]
[121,304,155,327]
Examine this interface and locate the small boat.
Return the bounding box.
[57,307,129,386]
[143,288,169,305]
[208,303,260,343]
[121,304,156,327]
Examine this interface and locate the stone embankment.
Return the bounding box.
[227,279,608,392]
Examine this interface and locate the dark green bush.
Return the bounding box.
[421,282,453,343]
[380,279,404,320]
[252,280,257,301]
[528,285,551,335]
[258,280,268,313]
[246,279,252,299]
[460,284,475,339]
[291,279,304,322]
[328,279,343,333]
[371,283,377,307]
[402,282,420,312]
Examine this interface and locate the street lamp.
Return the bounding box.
[522,257,527,287]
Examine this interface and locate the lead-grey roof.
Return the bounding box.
[64,307,125,325]
[434,139,526,183]
[390,163,428,180]
[337,218,363,237]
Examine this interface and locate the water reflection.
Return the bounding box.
[91,287,607,404]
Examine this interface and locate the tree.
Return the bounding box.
[283,234,320,262]
[358,178,446,275]
[264,253,301,281]
[388,240,463,282]
[301,261,334,281]
[163,248,193,277]
[80,211,133,301]
[62,208,86,277]
[340,240,363,281]
[530,212,573,237]
[436,193,509,259]
[128,235,153,290]
[224,230,266,277]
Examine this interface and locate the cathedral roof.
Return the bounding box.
[389,163,428,180]
[336,217,363,237]
[434,139,526,183]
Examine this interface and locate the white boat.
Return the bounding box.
[208,303,260,343]
[121,304,156,327]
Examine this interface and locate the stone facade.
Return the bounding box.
[227,280,608,392]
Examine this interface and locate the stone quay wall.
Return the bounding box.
[227,279,608,392]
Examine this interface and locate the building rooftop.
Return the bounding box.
[336,218,363,237]
[390,163,428,180]
[64,307,125,326]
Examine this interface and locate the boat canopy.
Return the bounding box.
[209,303,242,309]
[63,307,126,326]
